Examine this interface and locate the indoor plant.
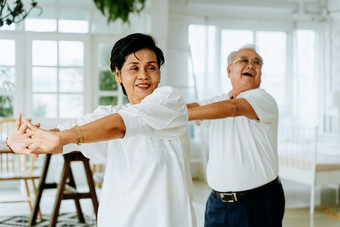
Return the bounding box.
[92,0,146,24]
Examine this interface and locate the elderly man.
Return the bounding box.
[187,45,285,227]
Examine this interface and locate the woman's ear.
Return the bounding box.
[114,67,122,84]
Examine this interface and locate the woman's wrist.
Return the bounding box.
[60,127,82,146]
[73,126,83,146]
[59,129,73,146]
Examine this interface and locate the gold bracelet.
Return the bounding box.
[73,125,83,146]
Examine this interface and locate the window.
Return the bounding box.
[256,31,287,116]
[292,30,317,126]
[0,0,152,192]
[189,24,318,127]
[0,0,151,124]
[188,25,218,100]
[31,40,84,119]
[59,9,89,33]
[25,7,57,32]
[95,40,129,107]
[0,40,15,118]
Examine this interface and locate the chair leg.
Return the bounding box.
[74,198,85,223]
[24,179,33,212]
[336,185,339,205]
[49,159,71,227]
[83,159,99,218]
[310,184,315,215]
[68,168,85,223]
[31,179,43,221]
[30,154,52,226]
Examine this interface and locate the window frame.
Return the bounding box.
[0,34,25,118]
[92,35,126,107]
[187,17,324,129]
[23,32,92,127]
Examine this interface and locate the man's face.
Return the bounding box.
[227,48,262,95]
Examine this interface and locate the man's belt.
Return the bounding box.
[212,177,281,203]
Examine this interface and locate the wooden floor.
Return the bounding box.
[1,179,340,227]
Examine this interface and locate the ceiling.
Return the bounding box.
[169,0,340,22]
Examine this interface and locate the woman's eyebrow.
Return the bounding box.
[127,60,157,65]
[127,61,139,65]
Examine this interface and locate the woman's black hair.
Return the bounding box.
[110,33,165,96]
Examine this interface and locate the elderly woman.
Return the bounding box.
[7,33,196,227]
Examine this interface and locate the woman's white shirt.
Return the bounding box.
[58,86,196,227]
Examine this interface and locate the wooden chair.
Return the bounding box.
[91,162,105,188]
[30,151,99,227]
[0,118,42,219]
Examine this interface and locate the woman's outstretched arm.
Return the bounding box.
[17,113,126,155]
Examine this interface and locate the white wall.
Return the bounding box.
[167,15,191,100]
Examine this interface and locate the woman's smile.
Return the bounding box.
[114,48,161,105]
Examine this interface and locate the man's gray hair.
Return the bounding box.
[227,44,263,66]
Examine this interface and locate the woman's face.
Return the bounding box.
[114,48,161,105]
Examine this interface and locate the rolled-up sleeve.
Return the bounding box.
[241,89,278,124]
[118,86,188,139]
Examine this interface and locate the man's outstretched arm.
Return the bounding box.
[187,98,258,121]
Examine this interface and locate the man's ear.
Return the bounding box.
[114,67,122,84]
[227,66,231,78]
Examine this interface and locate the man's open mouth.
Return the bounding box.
[242,72,254,77]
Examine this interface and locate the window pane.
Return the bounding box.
[92,11,121,34]
[295,30,315,75]
[0,67,15,92]
[221,29,254,65]
[59,94,83,118]
[0,95,13,118]
[294,30,317,126]
[0,6,15,30]
[60,0,91,4]
[39,0,56,3]
[256,31,287,108]
[188,24,217,99]
[123,12,150,34]
[99,70,117,91]
[98,44,112,67]
[59,9,88,33]
[99,96,118,106]
[32,67,57,92]
[26,19,57,32]
[59,20,88,33]
[257,32,286,73]
[0,40,15,65]
[59,41,84,66]
[32,41,57,66]
[59,68,83,92]
[25,8,57,32]
[0,24,15,30]
[33,94,57,118]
